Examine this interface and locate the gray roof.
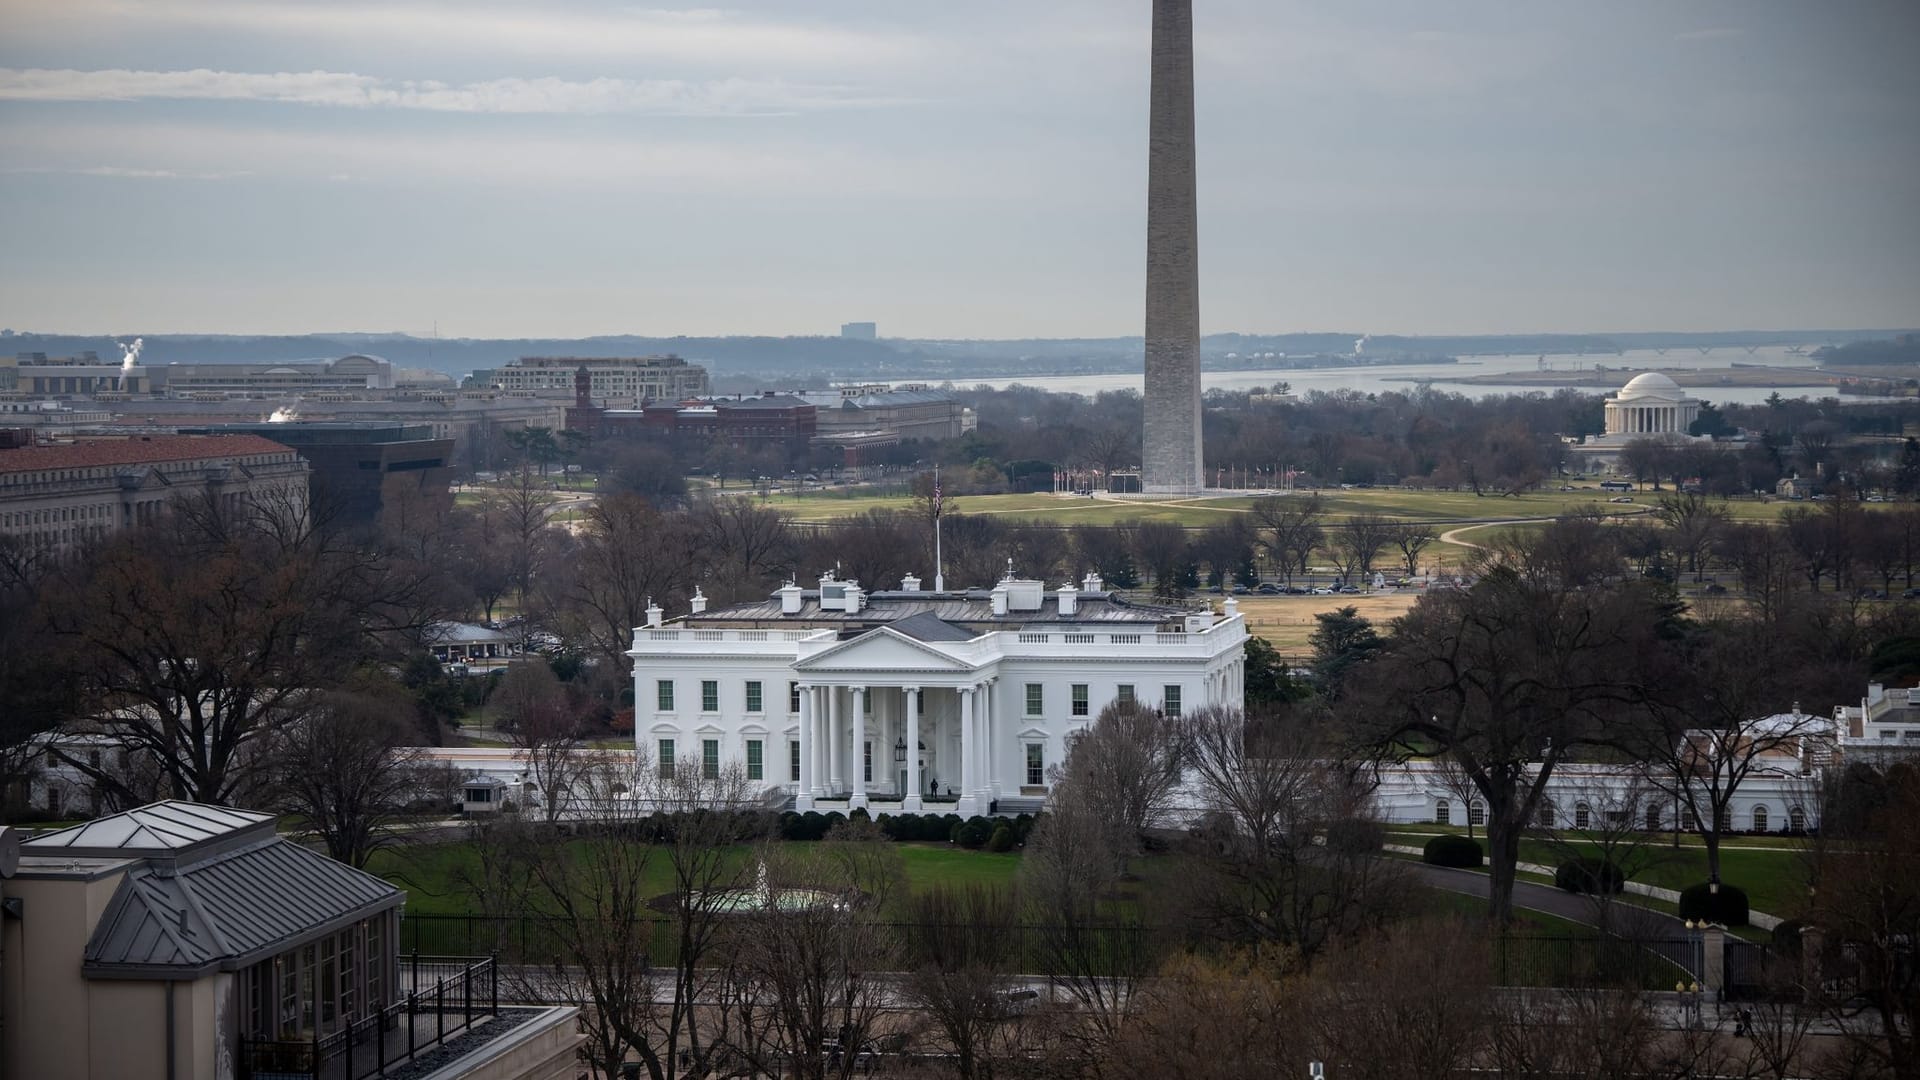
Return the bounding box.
[83,838,401,978]
[26,801,275,859]
[688,589,1185,629]
[841,388,955,408]
[425,621,514,645]
[887,612,978,643]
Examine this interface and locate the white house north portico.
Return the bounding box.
[628,571,1247,816]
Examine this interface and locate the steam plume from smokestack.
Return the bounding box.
[116,337,143,390]
[1353,333,1370,356]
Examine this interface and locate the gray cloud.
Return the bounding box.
[0,67,911,116]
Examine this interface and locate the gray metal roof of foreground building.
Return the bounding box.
[26,801,275,859]
[26,801,403,980]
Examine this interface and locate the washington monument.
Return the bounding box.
[1142,0,1204,494]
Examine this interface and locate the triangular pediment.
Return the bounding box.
[795,627,977,674]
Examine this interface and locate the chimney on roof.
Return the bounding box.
[990,580,1009,616]
[776,580,804,615]
[1082,571,1104,593]
[901,574,921,592]
[691,587,707,615]
[1057,582,1078,616]
[1223,594,1239,620]
[645,598,663,629]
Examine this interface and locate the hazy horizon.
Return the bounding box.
[3,1,1916,339]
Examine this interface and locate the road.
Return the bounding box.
[1410,861,1687,937]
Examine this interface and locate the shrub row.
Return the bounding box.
[1553,857,1625,895]
[1677,882,1750,928]
[1423,834,1483,868]
[774,810,1037,849]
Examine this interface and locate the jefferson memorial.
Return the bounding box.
[1569,371,1715,473]
[1601,372,1703,439]
[627,571,1247,816]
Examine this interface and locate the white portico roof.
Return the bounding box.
[793,623,983,676]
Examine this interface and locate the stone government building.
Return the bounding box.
[627,570,1248,816]
[0,433,309,556]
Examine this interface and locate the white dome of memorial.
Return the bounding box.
[1604,372,1700,437]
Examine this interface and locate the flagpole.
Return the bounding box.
[933,463,945,592]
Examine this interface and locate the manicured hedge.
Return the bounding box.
[1553,857,1625,894]
[1677,882,1750,928]
[955,816,994,849]
[987,825,1015,852]
[1422,834,1483,868]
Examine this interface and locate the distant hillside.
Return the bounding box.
[1816,336,1920,367]
[3,327,1911,384]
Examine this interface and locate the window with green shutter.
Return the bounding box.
[1025,683,1043,716]
[657,681,675,711]
[702,738,719,779]
[746,681,763,713]
[746,739,763,780]
[701,680,719,712]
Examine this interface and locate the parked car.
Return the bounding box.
[1257,583,1281,595]
[1609,496,1633,503]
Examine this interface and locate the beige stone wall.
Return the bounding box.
[2,869,129,1080]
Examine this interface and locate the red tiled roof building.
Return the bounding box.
[0,434,309,554]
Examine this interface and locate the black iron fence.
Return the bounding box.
[238,955,498,1080]
[1494,933,1699,991]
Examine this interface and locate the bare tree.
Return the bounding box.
[1432,749,1482,838]
[271,683,426,868]
[496,661,593,823]
[1250,493,1325,583]
[1626,618,1822,886]
[489,463,557,607]
[1054,699,1186,852]
[551,493,694,674]
[46,494,389,807]
[693,497,795,603]
[1018,777,1156,1049]
[469,757,674,1080]
[639,754,775,1079]
[1799,762,1920,1078]
[1336,513,1397,581]
[1655,491,1732,583]
[1180,702,1412,960]
[1389,521,1439,578]
[1355,535,1658,925]
[1533,771,1677,931]
[721,821,903,1080]
[899,883,1023,1080]
[1309,919,1497,1080]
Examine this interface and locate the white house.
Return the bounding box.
[627,570,1248,816]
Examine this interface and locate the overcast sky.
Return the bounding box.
[1,1,1915,339]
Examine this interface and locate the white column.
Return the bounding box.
[795,683,814,810]
[958,684,978,816]
[817,684,833,795]
[827,687,842,793]
[850,685,868,809]
[904,687,923,812]
[985,679,1001,799]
